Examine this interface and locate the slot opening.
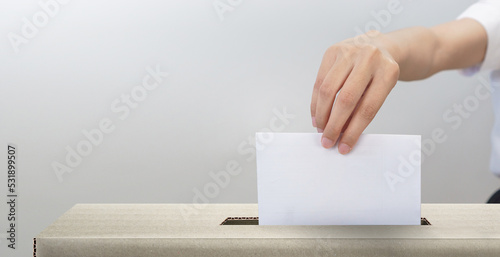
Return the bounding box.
[220,217,431,225]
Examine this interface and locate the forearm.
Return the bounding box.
[373,19,487,81]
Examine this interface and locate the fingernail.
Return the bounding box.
[339,143,351,155]
[321,137,335,148]
[317,128,324,133]
[312,117,317,127]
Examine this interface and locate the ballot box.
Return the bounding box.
[34,204,500,257]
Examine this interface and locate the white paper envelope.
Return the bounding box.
[256,133,421,225]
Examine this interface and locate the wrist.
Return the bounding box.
[371,32,406,67]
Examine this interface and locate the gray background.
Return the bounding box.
[1,0,498,256]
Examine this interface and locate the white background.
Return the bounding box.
[1,0,498,256]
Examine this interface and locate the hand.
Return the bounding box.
[311,32,400,154]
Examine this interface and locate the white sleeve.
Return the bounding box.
[458,0,500,75]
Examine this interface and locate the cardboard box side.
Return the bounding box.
[34,204,500,256]
[36,238,500,257]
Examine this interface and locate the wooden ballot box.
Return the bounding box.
[34,204,500,257]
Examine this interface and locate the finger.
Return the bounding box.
[341,91,366,133]
[321,64,373,148]
[314,57,353,132]
[338,67,398,154]
[341,114,353,133]
[311,48,339,127]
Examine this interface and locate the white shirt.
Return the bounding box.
[458,0,500,176]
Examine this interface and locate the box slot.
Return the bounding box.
[220,217,431,225]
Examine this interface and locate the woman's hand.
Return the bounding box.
[311,32,400,154]
[311,20,487,154]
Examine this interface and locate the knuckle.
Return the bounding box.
[384,61,400,82]
[341,47,355,59]
[362,44,378,54]
[361,45,380,61]
[359,104,378,121]
[319,85,335,98]
[326,45,337,53]
[314,77,324,88]
[337,90,357,107]
[331,43,354,58]
[325,45,341,57]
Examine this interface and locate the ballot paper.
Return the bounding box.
[256,133,421,225]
